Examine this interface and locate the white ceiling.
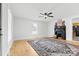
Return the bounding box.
[8,3,79,21]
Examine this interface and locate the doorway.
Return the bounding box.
[73,23,79,41]
[72,17,79,41]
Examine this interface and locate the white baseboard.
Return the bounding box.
[14,35,55,40]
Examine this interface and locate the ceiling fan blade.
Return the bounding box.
[47,12,53,16]
[49,12,52,14]
[49,16,54,17]
[40,13,44,15]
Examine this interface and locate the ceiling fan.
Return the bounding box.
[39,12,54,19]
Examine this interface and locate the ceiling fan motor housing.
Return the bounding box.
[44,13,47,15]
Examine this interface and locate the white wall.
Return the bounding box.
[72,17,79,23]
[2,4,13,56]
[7,7,14,55]
[13,17,48,40]
[48,20,56,36]
[65,17,73,41]
[8,8,13,45]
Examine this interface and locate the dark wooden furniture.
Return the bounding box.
[55,25,66,40]
[73,26,79,36]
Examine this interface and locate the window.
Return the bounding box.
[32,23,38,35]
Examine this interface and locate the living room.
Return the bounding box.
[1,3,79,56]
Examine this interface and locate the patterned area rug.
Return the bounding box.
[28,39,78,56]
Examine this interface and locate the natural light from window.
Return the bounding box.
[32,23,38,35]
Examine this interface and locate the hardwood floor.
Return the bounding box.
[8,40,38,56]
[8,38,79,56]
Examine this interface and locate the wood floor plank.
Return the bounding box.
[9,40,38,56]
